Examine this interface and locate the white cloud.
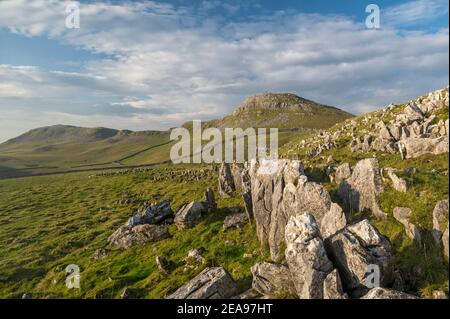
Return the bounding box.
[0,0,448,142]
[384,0,449,26]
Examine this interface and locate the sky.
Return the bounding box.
[0,0,448,142]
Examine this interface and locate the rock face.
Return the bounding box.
[393,207,421,242]
[251,262,297,298]
[338,158,386,219]
[174,201,207,230]
[323,269,348,299]
[432,199,449,245]
[326,219,394,292]
[385,168,408,193]
[399,136,449,159]
[284,213,333,299]
[249,159,346,261]
[223,212,249,231]
[108,224,170,249]
[166,267,240,299]
[361,287,419,299]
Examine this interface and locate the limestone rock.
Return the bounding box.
[432,199,449,245]
[251,262,297,298]
[218,162,235,197]
[202,188,217,212]
[338,158,386,219]
[323,269,348,299]
[393,207,421,242]
[334,163,352,184]
[127,200,174,227]
[183,249,205,265]
[326,219,394,291]
[385,168,408,193]
[174,201,207,230]
[108,224,170,249]
[166,267,240,299]
[399,136,449,159]
[443,225,449,258]
[223,212,249,231]
[284,213,333,299]
[319,203,347,239]
[156,256,171,274]
[361,287,419,299]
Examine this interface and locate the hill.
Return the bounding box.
[201,92,353,129]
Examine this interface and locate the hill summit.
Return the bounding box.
[205,92,353,129]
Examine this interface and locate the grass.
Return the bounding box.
[0,164,265,298]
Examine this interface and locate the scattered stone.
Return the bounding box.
[135,200,174,226]
[385,168,408,193]
[323,269,348,299]
[202,188,217,212]
[284,213,333,299]
[432,199,449,245]
[338,158,386,219]
[174,201,206,230]
[183,249,205,265]
[361,287,419,299]
[156,256,171,274]
[326,219,394,292]
[251,262,297,298]
[223,212,249,231]
[93,248,110,260]
[166,267,240,299]
[393,207,421,242]
[108,224,170,249]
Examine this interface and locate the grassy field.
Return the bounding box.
[0,164,265,298]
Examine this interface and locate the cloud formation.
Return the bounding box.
[0,0,448,142]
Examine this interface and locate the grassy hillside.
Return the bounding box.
[0,164,266,298]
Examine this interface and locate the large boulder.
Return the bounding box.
[251,262,297,298]
[326,219,394,292]
[361,287,419,299]
[166,267,240,299]
[174,201,207,230]
[284,213,333,299]
[393,207,421,242]
[107,224,170,249]
[338,158,386,219]
[432,199,449,245]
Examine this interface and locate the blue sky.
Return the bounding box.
[0,0,448,142]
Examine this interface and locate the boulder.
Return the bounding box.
[432,199,449,245]
[323,269,348,299]
[223,212,249,231]
[385,168,408,193]
[284,213,333,299]
[183,249,205,265]
[338,158,386,219]
[166,267,240,299]
[361,287,419,299]
[251,262,297,298]
[174,201,207,230]
[108,224,170,249]
[326,219,394,291]
[218,162,235,197]
[393,207,421,242]
[334,163,352,184]
[127,200,174,227]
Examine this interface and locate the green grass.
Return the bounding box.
[0,165,264,298]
